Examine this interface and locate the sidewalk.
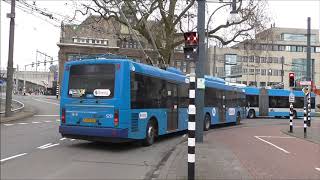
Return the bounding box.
[0,97,36,123]
[282,118,320,144]
[156,134,251,179]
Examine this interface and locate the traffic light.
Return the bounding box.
[44,60,47,66]
[184,32,198,46]
[32,62,34,67]
[289,72,295,87]
[183,32,198,61]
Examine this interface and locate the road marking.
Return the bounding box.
[34,115,59,117]
[254,136,290,154]
[18,123,28,125]
[70,139,75,141]
[0,153,27,163]
[60,138,66,141]
[257,136,295,139]
[4,124,14,126]
[31,121,41,124]
[56,119,60,122]
[32,98,59,106]
[39,143,60,149]
[316,168,320,172]
[37,143,53,149]
[44,120,52,123]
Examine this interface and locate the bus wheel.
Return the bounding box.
[204,113,211,131]
[293,110,297,119]
[248,110,255,119]
[236,112,241,125]
[143,120,156,146]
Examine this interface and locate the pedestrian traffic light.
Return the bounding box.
[289,72,295,87]
[184,32,198,46]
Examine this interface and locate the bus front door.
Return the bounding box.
[167,83,178,131]
[259,88,268,116]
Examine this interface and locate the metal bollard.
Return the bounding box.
[56,84,59,99]
[303,105,307,138]
[188,73,196,180]
[307,93,311,127]
[289,103,293,133]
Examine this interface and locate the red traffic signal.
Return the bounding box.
[289,72,295,87]
[184,32,198,46]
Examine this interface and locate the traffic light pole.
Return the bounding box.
[195,0,205,143]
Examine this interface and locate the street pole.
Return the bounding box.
[5,0,16,117]
[195,0,205,143]
[306,17,311,82]
[281,56,284,86]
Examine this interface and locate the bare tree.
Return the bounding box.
[73,0,269,65]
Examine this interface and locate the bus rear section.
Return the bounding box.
[59,61,131,142]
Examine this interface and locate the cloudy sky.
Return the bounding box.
[1,0,319,70]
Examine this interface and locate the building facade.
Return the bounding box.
[205,27,320,89]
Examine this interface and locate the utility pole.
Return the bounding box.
[281,56,284,86]
[306,17,311,82]
[195,0,206,143]
[5,0,16,117]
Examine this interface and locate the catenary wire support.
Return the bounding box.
[307,92,311,127]
[188,73,196,180]
[289,103,293,133]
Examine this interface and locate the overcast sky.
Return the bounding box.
[1,0,319,70]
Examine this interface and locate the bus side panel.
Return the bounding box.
[268,108,289,117]
[127,109,167,140]
[178,108,188,131]
[226,108,236,123]
[204,107,220,125]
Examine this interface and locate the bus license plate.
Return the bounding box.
[83,118,96,123]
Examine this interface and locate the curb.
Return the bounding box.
[0,106,36,123]
[281,129,320,145]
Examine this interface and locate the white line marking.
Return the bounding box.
[254,136,290,154]
[37,143,52,149]
[18,123,28,125]
[60,138,66,141]
[316,168,320,172]
[44,120,52,123]
[257,136,295,139]
[32,98,59,106]
[39,143,60,149]
[4,124,14,126]
[34,115,59,117]
[56,119,60,122]
[0,153,27,162]
[31,121,41,124]
[70,139,75,141]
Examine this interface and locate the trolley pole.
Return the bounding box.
[188,73,196,180]
[289,103,293,133]
[5,0,16,117]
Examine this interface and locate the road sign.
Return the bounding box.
[299,81,312,86]
[197,78,205,89]
[289,92,295,103]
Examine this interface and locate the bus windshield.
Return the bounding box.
[68,64,115,98]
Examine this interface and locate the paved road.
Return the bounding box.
[208,118,320,179]
[1,95,183,179]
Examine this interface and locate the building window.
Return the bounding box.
[238,56,242,62]
[273,70,279,76]
[249,69,254,73]
[279,45,285,51]
[243,68,247,73]
[316,47,320,53]
[183,62,187,72]
[272,45,279,51]
[268,69,272,76]
[297,46,303,52]
[249,56,254,63]
[243,56,248,62]
[261,69,266,76]
[291,46,297,52]
[273,57,279,63]
[255,56,260,63]
[255,69,260,74]
[285,46,291,51]
[267,57,273,63]
[261,57,266,63]
[176,61,181,70]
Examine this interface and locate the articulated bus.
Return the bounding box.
[59,56,245,145]
[245,87,316,118]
